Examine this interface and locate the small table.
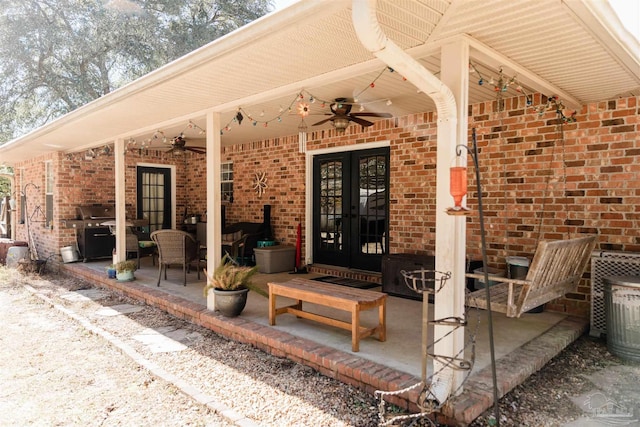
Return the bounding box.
[268,278,387,352]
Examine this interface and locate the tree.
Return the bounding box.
[0,0,272,142]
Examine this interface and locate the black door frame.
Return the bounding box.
[136,165,173,231]
[312,147,389,272]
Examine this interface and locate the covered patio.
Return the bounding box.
[60,255,587,424]
[0,0,638,424]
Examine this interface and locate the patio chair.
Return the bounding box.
[222,230,249,265]
[125,226,157,269]
[151,229,200,286]
[125,230,140,268]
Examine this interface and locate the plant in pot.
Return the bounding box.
[114,260,137,282]
[203,254,265,317]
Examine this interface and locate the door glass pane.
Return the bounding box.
[141,171,165,232]
[319,160,342,251]
[359,155,386,255]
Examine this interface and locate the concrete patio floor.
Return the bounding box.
[60,256,588,425]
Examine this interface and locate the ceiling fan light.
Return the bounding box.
[333,117,350,132]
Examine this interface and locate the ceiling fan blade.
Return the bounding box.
[349,116,374,127]
[351,112,393,118]
[312,117,334,126]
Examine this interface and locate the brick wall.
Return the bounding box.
[463,94,639,316]
[11,94,639,316]
[221,135,306,245]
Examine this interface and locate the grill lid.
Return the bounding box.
[76,205,116,220]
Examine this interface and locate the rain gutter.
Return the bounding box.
[351,0,458,406]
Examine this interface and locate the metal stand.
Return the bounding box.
[374,269,470,426]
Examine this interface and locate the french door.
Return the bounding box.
[313,148,389,272]
[137,166,172,232]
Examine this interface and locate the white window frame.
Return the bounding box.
[221,162,233,202]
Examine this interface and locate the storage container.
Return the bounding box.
[0,239,28,265]
[60,246,79,263]
[604,276,640,362]
[254,245,295,273]
[506,255,543,312]
[6,246,30,268]
[473,267,505,290]
[506,256,530,279]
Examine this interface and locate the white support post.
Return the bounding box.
[114,138,126,263]
[206,111,222,310]
[433,39,470,394]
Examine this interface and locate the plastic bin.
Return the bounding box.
[254,245,295,273]
[604,276,640,362]
[6,246,30,268]
[506,256,530,280]
[506,255,543,313]
[473,267,505,290]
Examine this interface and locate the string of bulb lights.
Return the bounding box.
[469,63,576,121]
[220,66,403,133]
[71,63,576,160]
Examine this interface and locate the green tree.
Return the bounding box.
[0,0,272,142]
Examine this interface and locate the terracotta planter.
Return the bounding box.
[212,288,249,317]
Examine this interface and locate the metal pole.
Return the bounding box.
[456,128,500,425]
[471,128,501,425]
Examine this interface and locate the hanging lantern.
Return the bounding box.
[447,166,470,215]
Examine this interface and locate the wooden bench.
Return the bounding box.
[466,235,596,317]
[268,278,387,352]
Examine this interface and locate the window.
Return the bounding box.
[45,161,54,228]
[221,162,233,202]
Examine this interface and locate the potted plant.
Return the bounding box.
[114,260,137,282]
[203,254,265,317]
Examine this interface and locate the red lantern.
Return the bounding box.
[449,166,468,211]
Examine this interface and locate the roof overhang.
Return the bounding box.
[0,0,637,165]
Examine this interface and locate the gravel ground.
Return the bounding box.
[1,266,638,426]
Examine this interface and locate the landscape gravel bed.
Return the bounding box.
[1,267,636,426]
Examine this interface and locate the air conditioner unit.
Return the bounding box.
[590,250,640,337]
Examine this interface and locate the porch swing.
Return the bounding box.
[463,98,596,318]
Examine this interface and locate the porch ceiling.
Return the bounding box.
[0,0,637,164]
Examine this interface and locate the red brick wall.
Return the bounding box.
[463,95,639,316]
[221,135,306,245]
[12,94,639,317]
[13,154,51,258]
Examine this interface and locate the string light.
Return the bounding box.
[469,62,536,109]
[217,66,405,134]
[535,96,577,123]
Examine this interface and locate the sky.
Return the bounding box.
[271,0,639,42]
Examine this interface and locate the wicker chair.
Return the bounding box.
[151,230,200,286]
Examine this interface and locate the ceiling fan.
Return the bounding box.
[167,136,206,155]
[312,98,392,132]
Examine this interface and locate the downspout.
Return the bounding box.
[352,0,458,406]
